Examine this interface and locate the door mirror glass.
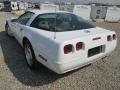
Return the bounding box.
[11,17,18,22]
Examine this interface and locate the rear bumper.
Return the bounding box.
[49,49,114,74]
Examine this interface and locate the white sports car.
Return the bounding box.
[5,10,117,74]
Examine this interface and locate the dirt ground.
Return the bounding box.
[0,12,120,90]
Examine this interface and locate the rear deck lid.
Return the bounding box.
[55,27,110,42]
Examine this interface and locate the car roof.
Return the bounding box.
[27,9,72,15]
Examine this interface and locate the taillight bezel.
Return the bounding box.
[113,34,116,40]
[76,42,84,51]
[107,35,112,41]
[64,44,73,54]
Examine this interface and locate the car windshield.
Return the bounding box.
[55,13,95,32]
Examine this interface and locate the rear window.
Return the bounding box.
[55,13,95,32]
[31,13,95,32]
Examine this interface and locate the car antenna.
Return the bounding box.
[54,1,57,39]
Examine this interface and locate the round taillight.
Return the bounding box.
[107,35,112,41]
[113,34,116,40]
[64,44,73,54]
[76,42,83,51]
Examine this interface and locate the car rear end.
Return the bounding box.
[48,28,117,74]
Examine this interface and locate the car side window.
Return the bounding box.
[17,12,34,25]
[30,13,56,31]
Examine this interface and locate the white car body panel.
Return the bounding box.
[7,10,117,74]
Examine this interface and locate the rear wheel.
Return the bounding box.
[24,40,37,69]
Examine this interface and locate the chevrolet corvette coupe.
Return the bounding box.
[5,10,117,74]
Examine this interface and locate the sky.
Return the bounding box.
[17,0,120,5]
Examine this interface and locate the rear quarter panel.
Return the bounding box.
[22,26,61,67]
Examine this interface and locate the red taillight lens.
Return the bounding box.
[64,44,73,54]
[113,34,116,40]
[76,42,83,51]
[107,35,112,41]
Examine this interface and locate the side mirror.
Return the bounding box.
[11,17,18,22]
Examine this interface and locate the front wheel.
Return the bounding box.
[24,40,37,69]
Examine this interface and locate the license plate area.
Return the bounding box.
[88,45,105,57]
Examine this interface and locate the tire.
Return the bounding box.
[24,40,37,69]
[5,23,13,37]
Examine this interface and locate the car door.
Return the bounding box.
[14,12,35,45]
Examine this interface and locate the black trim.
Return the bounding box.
[38,54,47,62]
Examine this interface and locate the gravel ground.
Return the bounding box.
[0,12,120,90]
